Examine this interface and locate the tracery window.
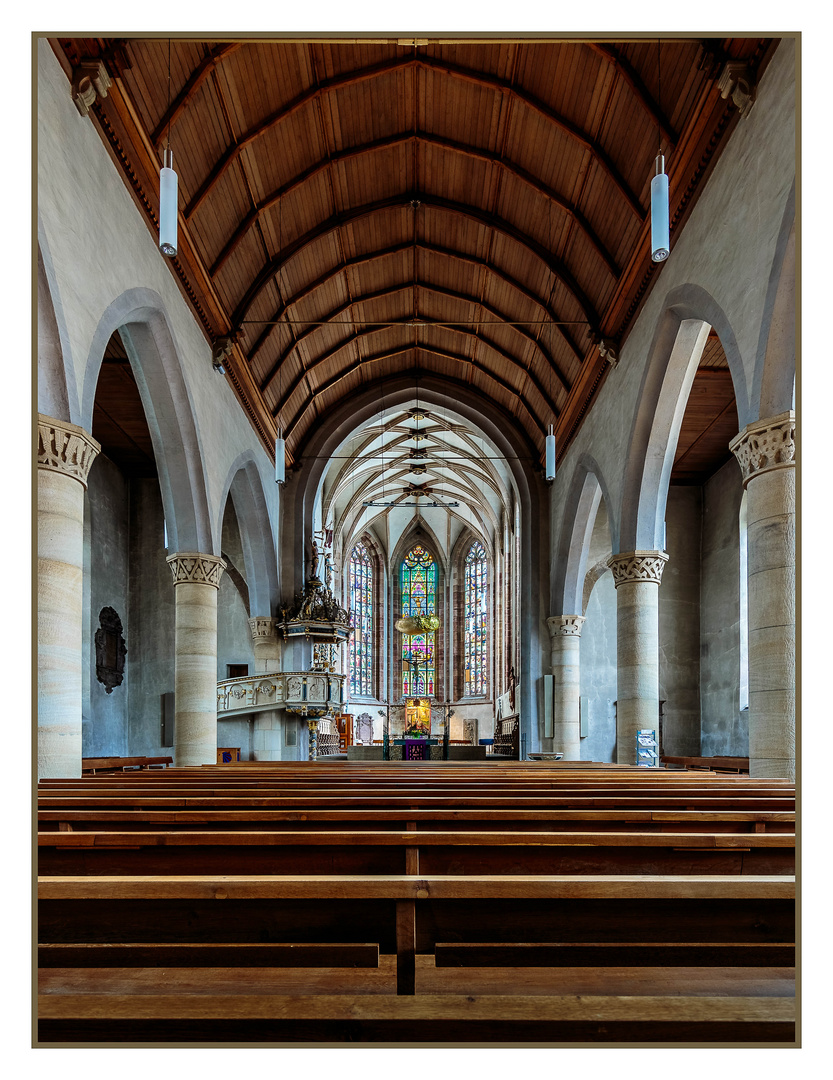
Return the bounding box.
[348,540,373,698]
[401,544,436,698]
[463,540,488,696]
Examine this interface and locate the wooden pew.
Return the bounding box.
[37,873,795,1043]
[37,826,795,876]
[81,756,173,774]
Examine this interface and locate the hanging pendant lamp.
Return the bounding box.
[651,151,669,263]
[275,433,286,485]
[159,148,178,257]
[545,424,556,482]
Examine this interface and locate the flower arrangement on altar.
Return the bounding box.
[404,720,430,737]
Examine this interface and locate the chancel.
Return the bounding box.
[36,31,797,1046]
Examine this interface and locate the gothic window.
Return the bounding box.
[348,540,373,698]
[463,540,488,696]
[401,544,437,698]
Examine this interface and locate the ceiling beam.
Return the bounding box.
[282,343,548,445]
[259,281,571,398]
[230,192,601,334]
[208,130,621,280]
[246,240,586,365]
[272,320,562,425]
[183,53,644,225]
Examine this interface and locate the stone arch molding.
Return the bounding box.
[619,285,746,554]
[552,454,616,616]
[37,231,74,424]
[217,450,279,618]
[753,180,796,421]
[80,288,213,554]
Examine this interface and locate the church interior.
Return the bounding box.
[35,31,797,1047]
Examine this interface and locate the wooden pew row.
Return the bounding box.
[37,874,795,1044]
[81,756,173,774]
[36,793,796,813]
[38,807,796,834]
[37,827,795,876]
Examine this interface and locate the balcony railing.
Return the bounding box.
[217,671,346,717]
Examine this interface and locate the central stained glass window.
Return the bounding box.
[464,540,488,696]
[348,540,373,697]
[401,544,436,697]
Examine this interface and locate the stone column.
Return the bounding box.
[37,415,101,778]
[608,551,669,765]
[167,552,226,767]
[546,615,586,760]
[729,412,795,779]
[249,616,283,760]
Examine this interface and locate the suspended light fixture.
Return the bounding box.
[650,39,669,263]
[275,431,286,485]
[159,41,177,258]
[545,424,556,482]
[651,152,669,263]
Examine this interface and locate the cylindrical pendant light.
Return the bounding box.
[275,434,285,485]
[651,152,669,263]
[545,424,556,482]
[159,148,178,258]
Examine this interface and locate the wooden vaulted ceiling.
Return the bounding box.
[52,34,776,475]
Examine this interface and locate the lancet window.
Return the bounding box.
[348,540,373,698]
[401,544,437,698]
[463,540,488,696]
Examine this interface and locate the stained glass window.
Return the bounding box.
[464,540,488,696]
[401,544,436,698]
[348,540,373,698]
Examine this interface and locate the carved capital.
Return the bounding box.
[166,552,227,589]
[38,414,101,488]
[71,61,112,116]
[547,615,586,638]
[249,616,278,642]
[607,551,669,588]
[729,412,795,486]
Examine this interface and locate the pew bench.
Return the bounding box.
[37,827,796,877]
[81,756,173,774]
[37,873,795,1043]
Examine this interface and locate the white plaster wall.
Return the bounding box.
[37,41,277,554]
[550,40,796,543]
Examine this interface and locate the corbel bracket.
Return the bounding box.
[71,61,112,117]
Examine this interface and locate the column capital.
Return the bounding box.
[38,414,100,488]
[607,550,669,588]
[729,411,795,486]
[547,615,586,637]
[166,552,227,589]
[249,616,279,641]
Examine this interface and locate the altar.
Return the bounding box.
[394,737,439,761]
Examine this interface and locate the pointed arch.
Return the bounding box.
[619,286,746,553]
[80,289,214,554]
[552,454,616,616]
[217,450,278,618]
